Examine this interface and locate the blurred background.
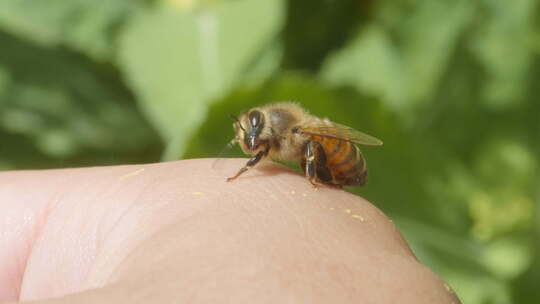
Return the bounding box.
[0,0,538,302]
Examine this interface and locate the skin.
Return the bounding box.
[0,159,461,304]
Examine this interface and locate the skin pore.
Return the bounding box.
[0,159,460,304]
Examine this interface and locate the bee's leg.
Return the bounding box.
[226,147,268,182]
[305,141,334,188]
[304,141,319,188]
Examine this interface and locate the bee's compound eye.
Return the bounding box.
[248,110,263,128]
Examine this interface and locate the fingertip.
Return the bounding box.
[148,159,450,303]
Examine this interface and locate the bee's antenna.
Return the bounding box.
[212,137,238,171]
[230,115,245,131]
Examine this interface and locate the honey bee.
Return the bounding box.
[226,102,383,187]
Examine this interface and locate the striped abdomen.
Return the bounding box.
[311,136,367,186]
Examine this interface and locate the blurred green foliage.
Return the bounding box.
[0,0,538,303]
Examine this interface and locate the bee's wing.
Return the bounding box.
[297,123,383,146]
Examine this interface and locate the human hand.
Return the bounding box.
[0,159,460,303]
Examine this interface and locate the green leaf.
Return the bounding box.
[0,31,162,169]
[0,0,136,60]
[118,0,284,160]
[469,0,538,109]
[321,0,474,114]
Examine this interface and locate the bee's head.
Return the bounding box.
[232,110,266,153]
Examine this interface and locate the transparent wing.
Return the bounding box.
[297,123,383,146]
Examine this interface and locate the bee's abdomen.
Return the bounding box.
[315,137,367,186]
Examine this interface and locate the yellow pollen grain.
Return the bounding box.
[119,168,145,180]
[329,207,335,211]
[444,283,453,293]
[352,214,365,221]
[344,209,351,214]
[192,191,204,196]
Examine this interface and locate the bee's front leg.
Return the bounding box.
[226,147,269,182]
